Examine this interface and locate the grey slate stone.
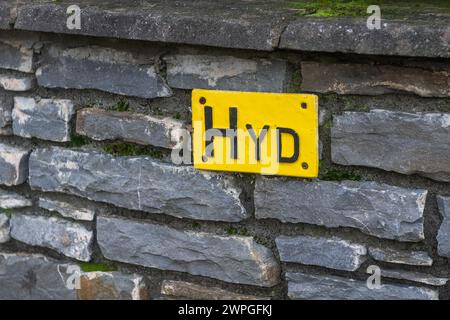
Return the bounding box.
[368,247,433,266]
[375,269,448,287]
[36,45,172,99]
[0,37,34,72]
[166,54,291,92]
[161,280,269,300]
[275,235,366,271]
[0,142,30,186]
[14,1,290,51]
[97,216,280,287]
[280,17,450,58]
[0,2,15,29]
[0,188,32,209]
[301,62,450,97]
[332,110,450,182]
[39,197,95,222]
[0,74,35,91]
[10,214,93,261]
[0,253,77,300]
[29,147,247,222]
[13,97,75,142]
[0,93,13,135]
[12,2,450,57]
[76,108,184,149]
[0,252,147,300]
[437,196,450,259]
[286,272,439,300]
[255,178,426,242]
[0,213,9,243]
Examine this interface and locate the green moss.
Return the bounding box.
[66,135,90,148]
[290,0,450,17]
[114,99,130,112]
[323,119,333,129]
[321,168,362,181]
[190,221,201,229]
[80,262,117,272]
[226,226,250,236]
[103,142,164,158]
[291,0,450,17]
[288,69,302,91]
[175,112,181,120]
[1,208,14,214]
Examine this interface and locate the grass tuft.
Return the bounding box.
[114,99,130,112]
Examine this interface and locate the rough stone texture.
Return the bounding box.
[0,2,16,29]
[255,178,426,242]
[280,17,450,58]
[0,143,30,186]
[286,272,439,300]
[76,108,184,149]
[301,62,449,97]
[0,37,34,72]
[29,147,247,222]
[39,197,95,222]
[0,188,32,209]
[376,269,448,287]
[275,235,366,271]
[0,213,9,243]
[14,1,290,51]
[12,97,75,142]
[0,74,35,91]
[161,280,269,300]
[437,196,450,259]
[77,272,148,300]
[332,110,450,182]
[36,45,172,99]
[0,93,12,135]
[166,54,291,92]
[0,252,147,300]
[97,216,280,287]
[0,253,77,300]
[368,247,433,266]
[10,214,93,261]
[11,2,450,57]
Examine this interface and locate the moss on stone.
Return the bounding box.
[103,142,164,158]
[80,262,117,272]
[290,0,450,17]
[323,119,333,129]
[321,168,362,181]
[1,208,14,215]
[288,69,302,92]
[66,135,90,148]
[226,226,250,236]
[190,221,201,229]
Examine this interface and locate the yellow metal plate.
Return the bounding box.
[192,89,319,178]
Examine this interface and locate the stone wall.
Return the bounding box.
[0,0,449,300]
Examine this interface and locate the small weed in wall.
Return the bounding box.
[115,99,130,112]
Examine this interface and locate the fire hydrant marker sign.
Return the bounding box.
[192,89,319,177]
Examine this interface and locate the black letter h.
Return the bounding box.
[204,106,238,161]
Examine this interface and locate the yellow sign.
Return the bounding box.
[192,89,319,178]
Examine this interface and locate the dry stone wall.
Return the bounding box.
[0,0,449,300]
